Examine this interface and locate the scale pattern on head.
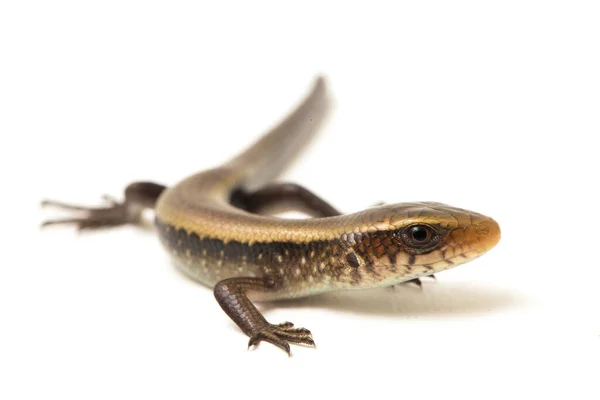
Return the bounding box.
[337,202,501,286]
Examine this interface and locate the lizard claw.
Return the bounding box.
[406,278,423,288]
[391,274,437,290]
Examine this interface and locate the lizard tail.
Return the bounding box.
[224,77,329,191]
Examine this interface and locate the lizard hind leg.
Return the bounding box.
[41,181,166,231]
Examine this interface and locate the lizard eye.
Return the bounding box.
[410,226,430,242]
[400,224,440,249]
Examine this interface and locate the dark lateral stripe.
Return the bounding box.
[155,218,347,270]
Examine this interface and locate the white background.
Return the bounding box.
[1,1,599,399]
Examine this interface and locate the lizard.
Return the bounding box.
[42,77,501,354]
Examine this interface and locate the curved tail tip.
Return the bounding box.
[313,75,327,92]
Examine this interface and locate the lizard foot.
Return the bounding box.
[40,196,137,231]
[392,274,437,289]
[405,274,437,288]
[248,322,315,355]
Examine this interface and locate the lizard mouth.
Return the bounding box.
[453,218,501,257]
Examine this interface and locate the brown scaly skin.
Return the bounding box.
[155,201,500,300]
[41,77,501,355]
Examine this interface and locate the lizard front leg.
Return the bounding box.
[231,182,341,218]
[213,277,314,355]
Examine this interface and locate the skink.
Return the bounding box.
[42,77,501,354]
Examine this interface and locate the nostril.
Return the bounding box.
[477,219,501,249]
[476,222,492,237]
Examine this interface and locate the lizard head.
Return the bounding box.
[344,202,500,285]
